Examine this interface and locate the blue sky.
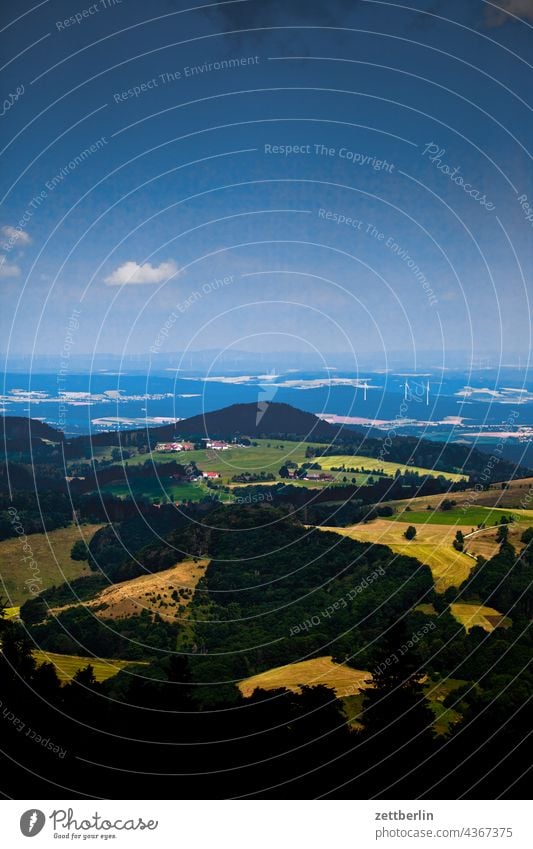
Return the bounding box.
[1,0,532,368]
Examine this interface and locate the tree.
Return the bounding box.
[279,465,289,478]
[440,498,456,511]
[453,530,464,551]
[71,540,89,561]
[521,526,533,545]
[496,524,509,544]
[404,525,416,540]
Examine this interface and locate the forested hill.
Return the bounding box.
[64,402,341,452]
[1,415,63,445]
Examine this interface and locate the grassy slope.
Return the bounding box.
[77,558,209,622]
[238,656,369,699]
[0,524,104,606]
[393,505,533,526]
[239,655,463,735]
[317,454,466,482]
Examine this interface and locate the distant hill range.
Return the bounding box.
[1,403,532,483]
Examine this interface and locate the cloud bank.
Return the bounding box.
[1,225,31,249]
[104,260,180,286]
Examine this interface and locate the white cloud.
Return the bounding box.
[104,259,180,286]
[0,254,21,278]
[485,0,533,26]
[1,225,31,248]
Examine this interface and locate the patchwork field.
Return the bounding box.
[0,524,104,606]
[33,650,144,683]
[104,441,465,498]
[239,656,370,698]
[450,602,512,633]
[320,519,476,592]
[86,559,209,621]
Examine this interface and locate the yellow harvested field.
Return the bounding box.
[239,656,370,699]
[450,602,511,633]
[83,559,209,622]
[33,650,144,683]
[319,520,476,592]
[317,455,466,482]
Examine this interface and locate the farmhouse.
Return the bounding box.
[203,439,230,450]
[155,441,194,452]
[202,471,220,479]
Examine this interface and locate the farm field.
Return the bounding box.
[320,519,476,592]
[392,505,533,526]
[239,656,370,699]
[33,650,145,683]
[124,439,321,473]
[239,657,464,735]
[425,678,465,735]
[450,602,512,633]
[114,441,465,489]
[385,477,533,512]
[98,478,209,502]
[0,524,104,606]
[73,558,209,622]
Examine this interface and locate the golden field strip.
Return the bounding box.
[33,650,144,683]
[318,519,476,592]
[238,656,370,698]
[79,558,209,622]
